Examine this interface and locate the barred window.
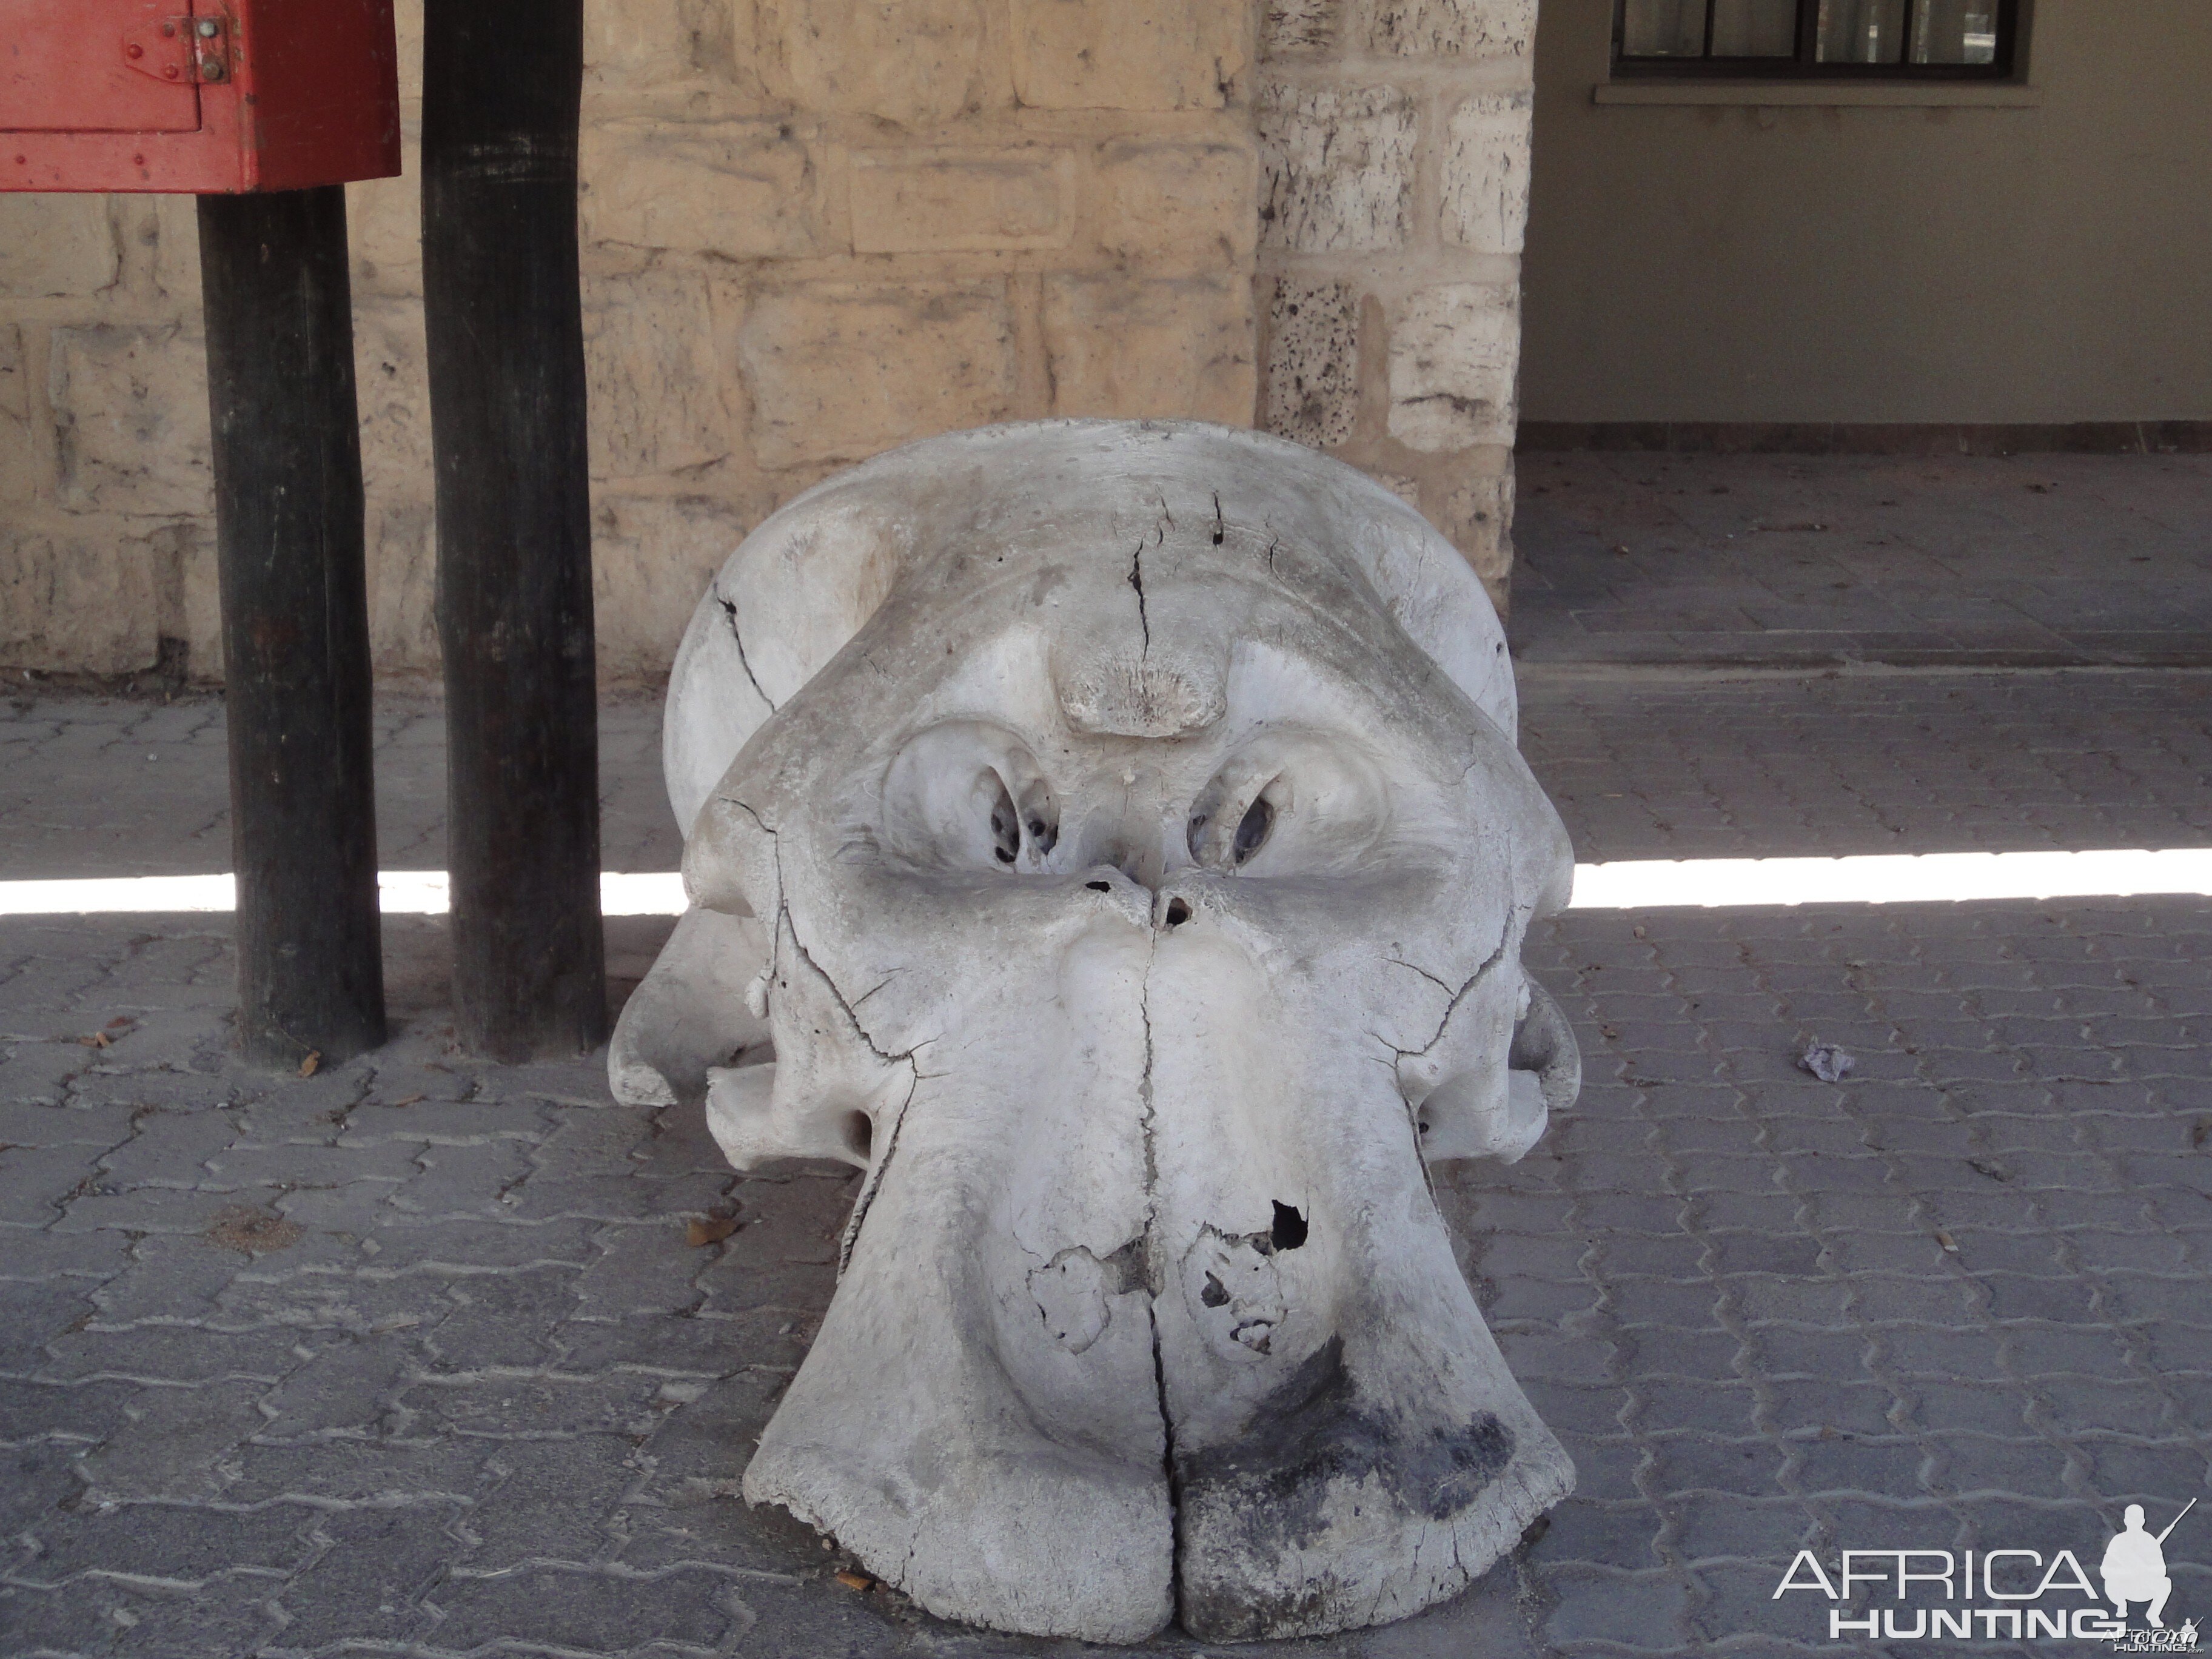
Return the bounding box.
[1615,0,2018,77]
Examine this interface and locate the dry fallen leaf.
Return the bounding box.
[685,1216,739,1247]
[298,1051,321,1078]
[834,1570,875,1592]
[204,1204,305,1255]
[78,1031,110,1049]
[386,1094,426,1108]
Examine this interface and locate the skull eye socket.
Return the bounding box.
[1187,731,1389,874]
[1188,772,1286,870]
[988,777,1020,865]
[1232,796,1275,865]
[1018,779,1059,857]
[878,720,1058,873]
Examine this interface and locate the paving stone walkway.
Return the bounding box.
[2,666,2209,1657]
[1511,452,2212,669]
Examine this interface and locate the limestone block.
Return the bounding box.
[0,523,159,674]
[586,0,737,87]
[335,298,437,674]
[582,121,821,260]
[757,0,987,126]
[1042,276,1255,423]
[851,147,1075,254]
[1442,93,1530,255]
[350,297,433,504]
[1094,137,1258,265]
[1370,0,1535,57]
[0,324,39,505]
[176,516,224,680]
[1443,468,1513,584]
[1263,278,1358,449]
[585,267,733,479]
[368,501,438,675]
[739,283,1016,467]
[1257,82,1415,253]
[1386,283,1518,451]
[0,196,119,298]
[347,136,424,295]
[1261,0,1342,56]
[1011,0,1248,111]
[49,324,212,518]
[148,196,202,304]
[592,494,756,680]
[393,0,423,99]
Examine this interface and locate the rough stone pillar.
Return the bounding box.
[1254,0,1534,612]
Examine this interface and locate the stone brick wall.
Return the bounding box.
[1255,0,1531,607]
[0,0,1531,683]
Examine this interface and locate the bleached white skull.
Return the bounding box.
[612,421,1581,1643]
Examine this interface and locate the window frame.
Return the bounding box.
[1611,0,2022,80]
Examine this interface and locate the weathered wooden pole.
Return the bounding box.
[198,187,388,1067]
[421,0,608,1060]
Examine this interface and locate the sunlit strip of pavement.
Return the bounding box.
[3,850,2212,917]
[1566,848,2212,909]
[0,871,691,917]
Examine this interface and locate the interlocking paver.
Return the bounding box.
[4,657,2210,1654]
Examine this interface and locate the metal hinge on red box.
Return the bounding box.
[1,0,400,193]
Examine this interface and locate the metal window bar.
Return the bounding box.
[1613,0,2017,77]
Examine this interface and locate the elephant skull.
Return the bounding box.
[611,421,1581,1643]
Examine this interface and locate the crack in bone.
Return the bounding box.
[714,587,775,714]
[1128,541,1150,654]
[1131,930,1186,1627]
[1390,918,1522,1067]
[730,796,930,1274]
[1377,920,1523,1198]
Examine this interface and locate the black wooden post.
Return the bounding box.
[421,0,608,1061]
[198,187,387,1068]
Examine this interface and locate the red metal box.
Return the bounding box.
[1,0,400,193]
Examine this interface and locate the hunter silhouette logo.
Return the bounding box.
[1772,1500,2200,1644]
[2102,1501,2201,1652]
[2103,1501,2191,1629]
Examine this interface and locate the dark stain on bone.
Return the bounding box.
[1175,1336,1517,1638]
[1200,1272,1229,1308]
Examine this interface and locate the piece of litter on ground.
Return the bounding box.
[1799,1042,1855,1082]
[1934,1232,1959,1252]
[685,1216,738,1247]
[298,1050,321,1078]
[834,1570,876,1592]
